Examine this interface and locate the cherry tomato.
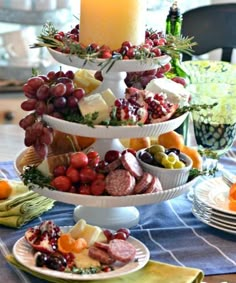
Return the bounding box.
[79,184,91,195]
[51,176,72,192]
[53,165,67,177]
[95,173,105,180]
[79,167,97,183]
[87,151,100,167]
[91,179,106,195]
[70,152,88,168]
[66,166,80,183]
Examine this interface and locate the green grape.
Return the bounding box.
[173,160,185,169]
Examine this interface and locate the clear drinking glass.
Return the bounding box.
[189,83,236,159]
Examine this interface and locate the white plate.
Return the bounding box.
[48,48,170,72]
[42,112,189,139]
[193,200,236,228]
[13,232,150,281]
[194,177,236,216]
[192,207,236,235]
[193,197,236,221]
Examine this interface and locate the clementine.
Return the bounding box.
[75,136,96,150]
[129,137,151,151]
[0,180,12,200]
[157,131,184,150]
[181,146,203,170]
[58,233,88,254]
[58,233,76,253]
[229,183,236,200]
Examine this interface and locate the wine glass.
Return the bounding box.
[187,83,236,201]
[190,83,236,161]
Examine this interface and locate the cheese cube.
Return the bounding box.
[78,93,110,124]
[101,89,116,108]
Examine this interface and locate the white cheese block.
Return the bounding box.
[101,89,116,108]
[146,78,190,105]
[78,93,110,124]
[68,219,106,246]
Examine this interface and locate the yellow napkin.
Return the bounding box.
[0,180,55,228]
[6,255,204,283]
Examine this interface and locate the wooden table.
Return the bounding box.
[0,124,235,283]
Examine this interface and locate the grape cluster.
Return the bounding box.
[19,70,85,159]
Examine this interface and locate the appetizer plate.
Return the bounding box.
[13,231,150,281]
[48,48,171,98]
[192,207,236,235]
[194,177,236,216]
[42,112,189,139]
[48,48,170,72]
[14,147,198,208]
[14,148,198,228]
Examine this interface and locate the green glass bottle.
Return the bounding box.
[166,1,182,36]
[165,1,190,82]
[165,1,190,144]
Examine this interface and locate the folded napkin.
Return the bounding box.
[0,180,55,228]
[6,255,204,283]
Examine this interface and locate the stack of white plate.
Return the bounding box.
[192,177,236,234]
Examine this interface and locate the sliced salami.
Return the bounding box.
[108,239,136,263]
[121,152,143,178]
[94,241,109,251]
[134,172,153,194]
[105,169,135,196]
[144,176,163,194]
[88,246,115,265]
[107,158,122,172]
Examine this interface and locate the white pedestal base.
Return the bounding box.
[88,138,125,158]
[73,206,140,230]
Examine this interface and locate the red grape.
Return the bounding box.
[73,88,85,100]
[21,99,37,111]
[51,83,66,97]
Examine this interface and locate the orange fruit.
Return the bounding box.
[0,180,12,200]
[73,238,88,253]
[58,233,88,254]
[181,146,203,170]
[75,136,96,150]
[229,198,236,211]
[229,183,236,200]
[129,137,151,151]
[157,131,184,150]
[58,233,76,253]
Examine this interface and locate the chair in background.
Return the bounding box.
[181,3,236,62]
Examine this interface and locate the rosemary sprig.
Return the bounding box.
[174,103,218,117]
[188,165,218,181]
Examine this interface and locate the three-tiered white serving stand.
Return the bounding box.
[16,48,193,230]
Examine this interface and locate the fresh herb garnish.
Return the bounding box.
[174,103,218,117]
[21,166,52,189]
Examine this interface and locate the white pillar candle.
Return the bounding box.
[79,0,147,50]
